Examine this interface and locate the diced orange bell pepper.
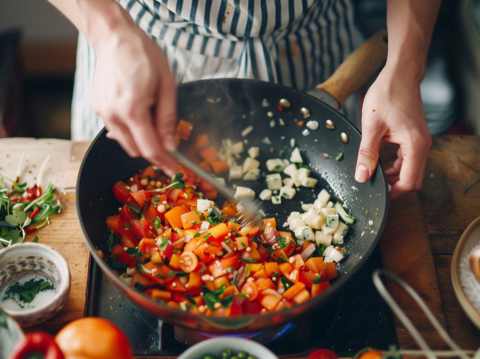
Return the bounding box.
[248,263,264,273]
[256,278,276,291]
[265,262,279,277]
[252,269,269,279]
[205,223,229,239]
[311,281,330,297]
[279,262,294,277]
[198,161,212,172]
[235,236,249,251]
[181,211,201,230]
[326,262,338,279]
[150,289,172,301]
[194,134,210,150]
[169,253,181,270]
[213,275,231,290]
[305,257,327,274]
[292,288,310,304]
[175,119,194,141]
[282,282,306,300]
[166,277,187,292]
[198,146,219,164]
[259,294,281,312]
[165,206,189,229]
[211,160,229,175]
[263,218,276,229]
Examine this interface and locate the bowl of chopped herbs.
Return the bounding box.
[0,243,70,326]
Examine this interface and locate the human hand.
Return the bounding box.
[355,66,432,199]
[90,17,178,175]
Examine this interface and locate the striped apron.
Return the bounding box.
[71,0,360,140]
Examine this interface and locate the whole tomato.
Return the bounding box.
[55,317,133,359]
[308,349,338,359]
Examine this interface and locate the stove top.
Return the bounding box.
[85,246,397,357]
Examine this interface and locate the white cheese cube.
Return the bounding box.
[283,163,297,177]
[282,159,290,167]
[266,159,286,172]
[320,208,337,216]
[289,218,306,231]
[234,186,255,199]
[290,147,303,163]
[227,157,237,168]
[332,234,344,245]
[271,195,282,205]
[216,177,226,185]
[322,223,337,235]
[294,226,315,242]
[324,257,334,263]
[259,189,272,201]
[266,173,282,190]
[241,125,254,137]
[283,178,294,187]
[316,189,331,208]
[316,231,333,247]
[229,165,243,180]
[197,199,214,212]
[294,168,311,187]
[287,211,302,221]
[200,221,210,231]
[243,169,261,181]
[333,222,348,244]
[243,157,260,173]
[303,208,326,229]
[280,186,296,199]
[325,214,339,229]
[231,141,244,155]
[329,249,344,262]
[301,203,314,212]
[301,177,318,188]
[248,146,260,158]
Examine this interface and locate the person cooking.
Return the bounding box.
[46,0,440,200]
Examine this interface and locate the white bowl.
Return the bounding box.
[0,308,24,359]
[451,216,480,329]
[178,337,278,359]
[0,243,71,327]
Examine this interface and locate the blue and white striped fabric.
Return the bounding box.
[71,0,360,140]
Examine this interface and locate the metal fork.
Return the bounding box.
[171,149,264,229]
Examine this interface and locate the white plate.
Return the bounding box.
[451,216,480,329]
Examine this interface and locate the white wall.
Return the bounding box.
[0,0,78,43]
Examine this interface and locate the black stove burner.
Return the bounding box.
[85,246,397,357]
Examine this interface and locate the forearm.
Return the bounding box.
[46,0,135,50]
[385,0,441,83]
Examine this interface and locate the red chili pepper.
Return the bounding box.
[36,186,42,198]
[30,207,40,220]
[9,332,64,359]
[25,227,37,234]
[10,176,19,190]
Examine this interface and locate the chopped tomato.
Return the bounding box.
[307,349,338,359]
[179,251,199,273]
[241,281,259,301]
[131,218,157,239]
[112,181,133,204]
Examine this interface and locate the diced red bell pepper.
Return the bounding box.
[119,204,140,223]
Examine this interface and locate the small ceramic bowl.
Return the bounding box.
[451,216,480,329]
[178,337,278,359]
[0,307,24,359]
[0,243,71,327]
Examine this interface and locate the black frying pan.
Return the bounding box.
[77,31,389,333]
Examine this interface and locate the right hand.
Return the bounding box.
[91,17,178,175]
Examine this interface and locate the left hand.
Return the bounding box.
[355,65,432,200]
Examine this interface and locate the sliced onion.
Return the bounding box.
[221,241,233,255]
[261,288,282,298]
[300,243,316,261]
[172,236,186,247]
[263,227,280,246]
[235,266,246,288]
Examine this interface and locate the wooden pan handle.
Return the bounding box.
[315,29,388,108]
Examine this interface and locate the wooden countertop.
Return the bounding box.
[1,136,479,356]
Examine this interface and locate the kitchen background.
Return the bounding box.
[1,0,479,139]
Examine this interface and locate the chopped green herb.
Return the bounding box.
[281,277,294,290]
[106,232,114,250]
[279,149,286,157]
[126,201,142,214]
[159,237,169,251]
[207,208,224,225]
[185,293,196,305]
[134,282,146,292]
[335,152,344,161]
[312,274,322,284]
[32,236,39,243]
[3,277,54,304]
[194,233,200,238]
